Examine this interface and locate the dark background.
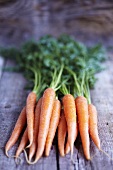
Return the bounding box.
[0,0,113,47]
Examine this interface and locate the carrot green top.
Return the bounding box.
[49,64,64,92]
[0,34,107,98]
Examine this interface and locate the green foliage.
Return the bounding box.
[0,34,107,96]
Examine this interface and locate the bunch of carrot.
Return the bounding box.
[58,69,101,161]
[5,66,63,163]
[1,35,107,164]
[4,67,101,164]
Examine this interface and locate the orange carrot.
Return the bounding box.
[65,141,70,155]
[65,124,78,155]
[29,98,42,160]
[15,128,28,158]
[63,94,77,158]
[31,88,55,163]
[75,96,90,160]
[45,99,61,156]
[58,110,67,157]
[26,92,37,148]
[88,104,100,149]
[5,107,26,157]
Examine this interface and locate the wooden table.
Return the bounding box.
[0,55,113,170]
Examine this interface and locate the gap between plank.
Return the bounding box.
[55,130,60,170]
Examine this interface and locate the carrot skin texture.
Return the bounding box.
[75,96,90,160]
[29,98,42,160]
[58,110,67,157]
[63,94,77,156]
[45,99,61,156]
[65,141,70,155]
[5,107,26,156]
[35,88,55,162]
[88,104,100,149]
[15,128,28,157]
[65,124,78,155]
[26,92,37,147]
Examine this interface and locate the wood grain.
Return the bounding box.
[0,60,57,170]
[1,0,113,46]
[0,0,34,46]
[59,55,113,170]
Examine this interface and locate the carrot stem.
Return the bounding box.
[50,65,64,91]
[83,71,91,104]
[60,84,69,95]
[65,67,81,96]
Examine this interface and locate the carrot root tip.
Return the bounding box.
[45,154,49,157]
[70,152,75,165]
[45,151,49,157]
[65,150,70,155]
[70,157,77,165]
[5,150,10,158]
[28,155,32,162]
[100,149,113,161]
[59,151,65,157]
[24,149,38,164]
[14,156,22,165]
[90,151,98,160]
[26,142,32,149]
[91,148,113,161]
[28,153,34,162]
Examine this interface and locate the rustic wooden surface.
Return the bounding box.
[0,55,113,170]
[1,0,113,47]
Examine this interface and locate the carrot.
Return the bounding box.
[15,128,28,158]
[26,92,37,148]
[88,104,113,160]
[63,94,77,159]
[88,104,100,149]
[45,99,61,156]
[25,87,55,164]
[88,103,113,160]
[5,107,26,157]
[65,124,78,155]
[29,98,42,161]
[75,96,90,160]
[58,110,67,157]
[65,141,70,155]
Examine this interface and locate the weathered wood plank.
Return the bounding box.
[0,60,57,170]
[0,0,34,46]
[33,0,113,47]
[0,56,4,80]
[1,0,113,47]
[59,55,113,170]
